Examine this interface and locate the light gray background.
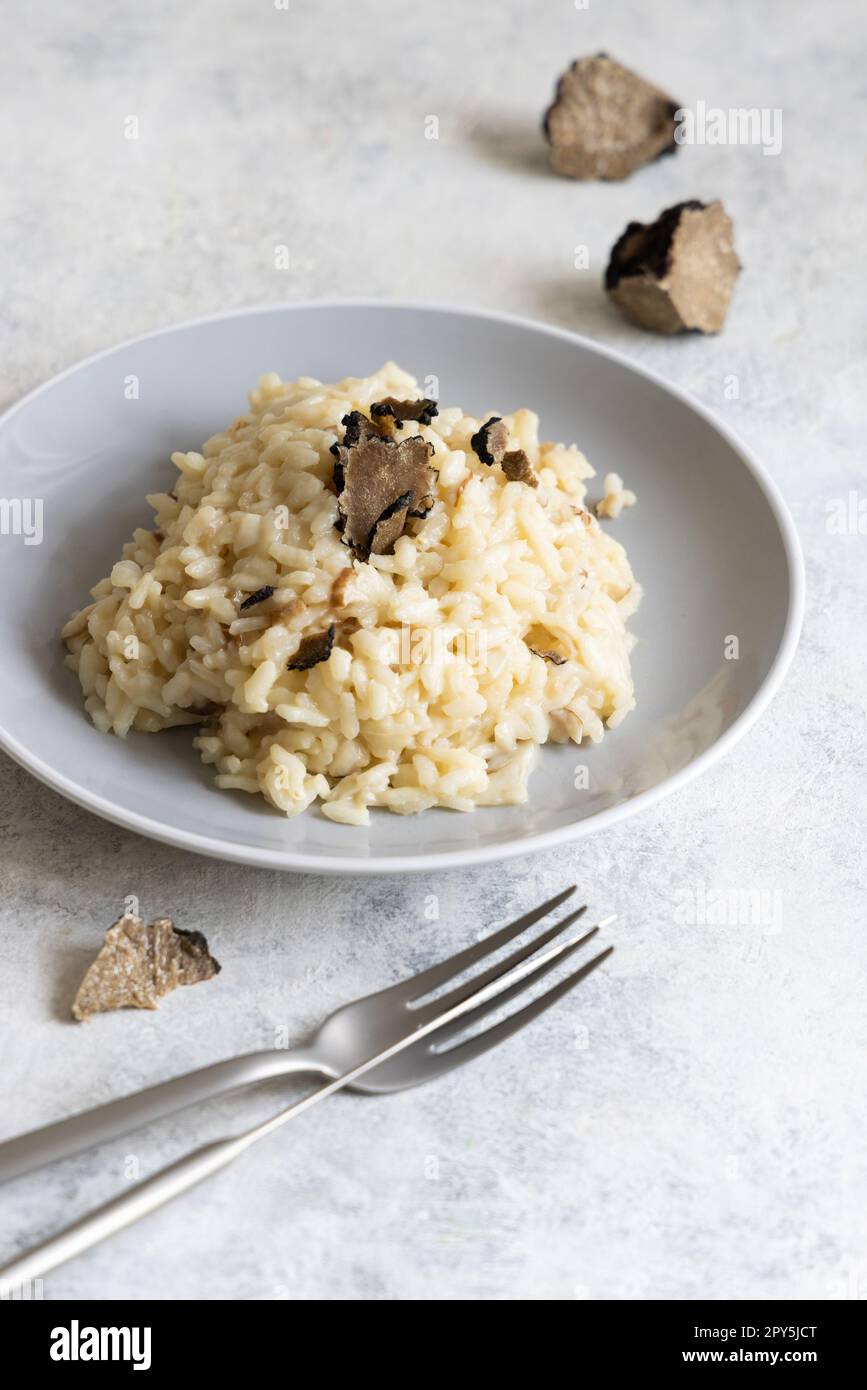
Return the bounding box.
[1,0,864,1301]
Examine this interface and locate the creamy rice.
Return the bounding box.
[62,364,641,825]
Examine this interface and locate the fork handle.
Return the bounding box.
[0,1133,256,1287]
[0,1049,319,1185]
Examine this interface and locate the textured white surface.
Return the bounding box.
[1,0,865,1301]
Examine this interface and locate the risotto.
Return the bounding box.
[62,364,640,825]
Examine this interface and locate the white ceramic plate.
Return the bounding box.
[0,301,803,873]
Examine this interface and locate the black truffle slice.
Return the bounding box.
[287,624,336,671]
[525,625,568,665]
[336,434,435,557]
[330,410,386,489]
[529,647,567,665]
[72,915,221,1020]
[543,54,679,181]
[605,200,741,334]
[471,417,509,466]
[370,397,439,429]
[239,585,275,611]
[501,450,538,487]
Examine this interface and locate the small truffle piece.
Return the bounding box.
[471,417,509,466]
[287,624,336,671]
[333,411,383,452]
[239,585,275,611]
[330,565,356,609]
[370,397,439,428]
[605,200,741,334]
[270,598,304,626]
[72,915,221,1021]
[529,647,567,665]
[525,625,568,665]
[501,450,538,487]
[336,434,435,557]
[543,54,679,181]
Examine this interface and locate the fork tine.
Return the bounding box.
[403,885,579,1002]
[431,946,614,1069]
[412,907,593,1022]
[427,926,609,1051]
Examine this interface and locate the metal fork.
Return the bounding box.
[0,886,604,1185]
[0,887,613,1284]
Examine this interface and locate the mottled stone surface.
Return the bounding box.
[1,0,865,1301]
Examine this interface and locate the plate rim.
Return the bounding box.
[0,298,805,874]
